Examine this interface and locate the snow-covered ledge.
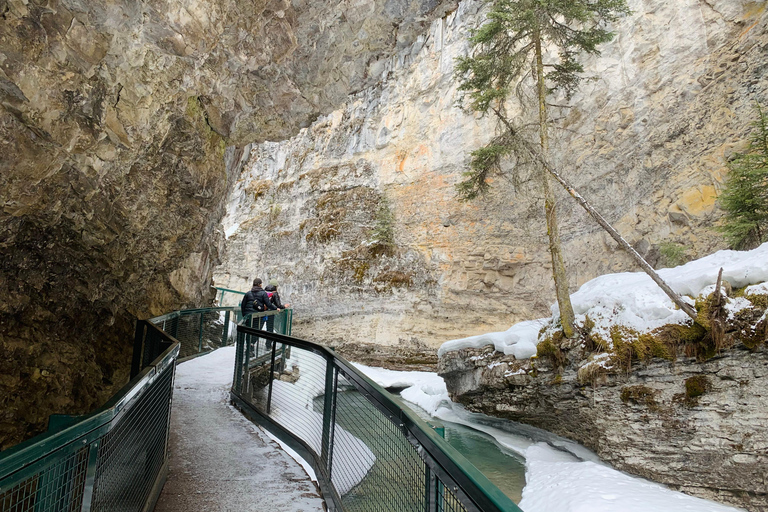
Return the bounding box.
[436,244,768,511]
[439,243,768,362]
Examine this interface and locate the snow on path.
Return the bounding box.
[154,347,324,512]
[353,363,745,512]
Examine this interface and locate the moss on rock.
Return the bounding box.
[620,385,660,410]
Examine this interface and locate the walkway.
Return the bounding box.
[154,347,325,512]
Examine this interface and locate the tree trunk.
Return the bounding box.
[540,160,699,322]
[534,25,576,337]
[711,267,725,348]
[491,104,698,323]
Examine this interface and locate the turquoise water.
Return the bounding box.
[314,390,527,506]
[437,420,526,503]
[402,400,526,504]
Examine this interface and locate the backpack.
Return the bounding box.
[242,290,267,314]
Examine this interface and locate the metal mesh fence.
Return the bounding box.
[0,325,178,512]
[441,485,468,512]
[214,287,246,308]
[151,309,234,359]
[332,371,427,512]
[148,308,290,361]
[90,363,174,511]
[231,326,520,512]
[1,306,287,512]
[0,445,89,512]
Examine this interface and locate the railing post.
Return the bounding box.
[234,329,245,393]
[320,360,336,473]
[143,327,157,369]
[198,312,204,353]
[131,320,146,379]
[426,467,438,512]
[266,340,278,414]
[79,440,100,512]
[243,334,252,396]
[287,309,293,336]
[221,310,231,347]
[431,426,446,512]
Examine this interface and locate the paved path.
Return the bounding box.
[154,347,325,512]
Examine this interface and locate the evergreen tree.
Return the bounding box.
[455,0,630,337]
[719,104,768,250]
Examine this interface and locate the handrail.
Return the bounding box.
[0,306,293,512]
[0,341,178,471]
[214,286,247,308]
[231,326,521,512]
[0,325,180,512]
[136,306,291,370]
[213,286,246,295]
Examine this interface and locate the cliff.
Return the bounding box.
[215,0,768,348]
[0,0,458,449]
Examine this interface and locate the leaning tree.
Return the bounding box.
[455,0,698,329]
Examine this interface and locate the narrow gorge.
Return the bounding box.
[1,0,767,510]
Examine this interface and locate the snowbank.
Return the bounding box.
[271,350,376,495]
[520,444,741,512]
[436,319,546,358]
[439,243,768,358]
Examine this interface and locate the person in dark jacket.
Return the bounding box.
[264,279,291,332]
[241,278,276,322]
[265,279,291,309]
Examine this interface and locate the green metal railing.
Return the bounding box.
[230,326,522,512]
[0,306,293,512]
[0,322,179,512]
[2,304,512,512]
[140,307,242,365]
[213,287,246,308]
[136,306,292,366]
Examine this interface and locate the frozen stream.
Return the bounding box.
[352,363,745,512]
[405,400,527,504]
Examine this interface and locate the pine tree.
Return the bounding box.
[455,0,630,337]
[719,104,768,250]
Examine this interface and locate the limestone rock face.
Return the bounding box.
[213,2,768,507]
[0,0,458,449]
[215,0,768,348]
[438,344,768,511]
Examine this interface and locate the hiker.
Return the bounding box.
[264,279,290,333]
[241,278,277,323]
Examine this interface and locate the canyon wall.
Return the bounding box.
[0,0,458,449]
[215,0,768,351]
[438,338,768,511]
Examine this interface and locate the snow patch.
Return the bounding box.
[519,444,741,512]
[725,297,753,319]
[745,282,768,295]
[224,222,240,239]
[439,243,768,359]
[436,319,547,358]
[353,364,743,512]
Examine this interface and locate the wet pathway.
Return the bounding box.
[154,347,324,512]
